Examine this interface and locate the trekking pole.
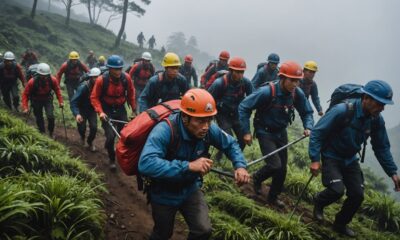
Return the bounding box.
[288,174,314,221]
[108,118,128,125]
[25,106,32,123]
[210,168,235,178]
[247,135,307,167]
[61,107,68,139]
[106,117,121,139]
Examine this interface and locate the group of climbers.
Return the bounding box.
[1,46,399,239]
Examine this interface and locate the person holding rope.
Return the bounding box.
[70,67,101,151]
[139,88,250,240]
[309,80,400,237]
[90,55,135,170]
[239,60,314,208]
[22,63,63,138]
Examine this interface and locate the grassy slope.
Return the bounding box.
[0,2,164,72]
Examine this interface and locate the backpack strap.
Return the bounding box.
[101,71,128,99]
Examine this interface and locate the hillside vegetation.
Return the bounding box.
[0,2,164,72]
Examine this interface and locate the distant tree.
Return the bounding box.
[81,0,111,25]
[187,36,198,48]
[166,32,187,56]
[31,0,38,19]
[112,0,151,49]
[60,0,81,26]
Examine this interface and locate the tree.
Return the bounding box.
[60,0,81,26]
[112,0,151,49]
[81,0,111,25]
[31,0,38,19]
[166,32,187,56]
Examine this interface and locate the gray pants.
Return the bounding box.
[66,80,80,101]
[150,189,212,240]
[1,83,19,110]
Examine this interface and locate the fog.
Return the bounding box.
[68,0,400,127]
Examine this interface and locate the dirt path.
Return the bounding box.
[49,126,188,240]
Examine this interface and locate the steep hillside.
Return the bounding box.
[0,2,164,72]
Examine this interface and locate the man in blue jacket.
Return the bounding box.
[139,89,250,240]
[208,56,254,160]
[251,53,280,89]
[139,52,189,112]
[309,80,400,237]
[239,60,314,207]
[70,67,101,152]
[179,54,198,88]
[300,60,323,116]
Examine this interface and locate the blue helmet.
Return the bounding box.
[106,55,124,68]
[267,53,280,64]
[361,80,394,105]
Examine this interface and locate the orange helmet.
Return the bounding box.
[180,89,217,117]
[184,54,193,63]
[278,60,304,79]
[219,50,230,60]
[228,57,246,71]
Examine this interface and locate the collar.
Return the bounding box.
[354,98,366,119]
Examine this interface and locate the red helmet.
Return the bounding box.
[228,57,246,71]
[278,61,304,79]
[184,54,193,63]
[180,89,217,117]
[219,50,230,60]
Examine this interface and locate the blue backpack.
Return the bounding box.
[327,83,363,111]
[327,83,368,162]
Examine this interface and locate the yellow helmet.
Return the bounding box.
[69,51,80,60]
[304,60,318,72]
[161,52,181,67]
[98,55,106,62]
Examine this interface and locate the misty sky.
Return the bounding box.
[71,0,400,127]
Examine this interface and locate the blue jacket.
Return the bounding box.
[239,81,314,136]
[208,73,254,115]
[179,64,198,88]
[300,79,322,112]
[70,81,95,116]
[138,72,189,112]
[251,65,279,89]
[138,113,247,206]
[309,99,397,176]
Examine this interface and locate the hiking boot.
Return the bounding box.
[332,223,356,238]
[313,200,324,221]
[252,174,262,195]
[267,197,285,209]
[109,163,117,171]
[89,143,96,152]
[80,137,85,146]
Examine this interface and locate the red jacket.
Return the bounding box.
[22,76,63,111]
[0,63,26,86]
[56,61,89,84]
[128,61,155,87]
[90,72,136,114]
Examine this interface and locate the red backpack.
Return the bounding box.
[116,100,181,176]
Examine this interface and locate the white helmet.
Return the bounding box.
[4,51,15,60]
[37,63,51,75]
[142,52,152,61]
[88,67,101,77]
